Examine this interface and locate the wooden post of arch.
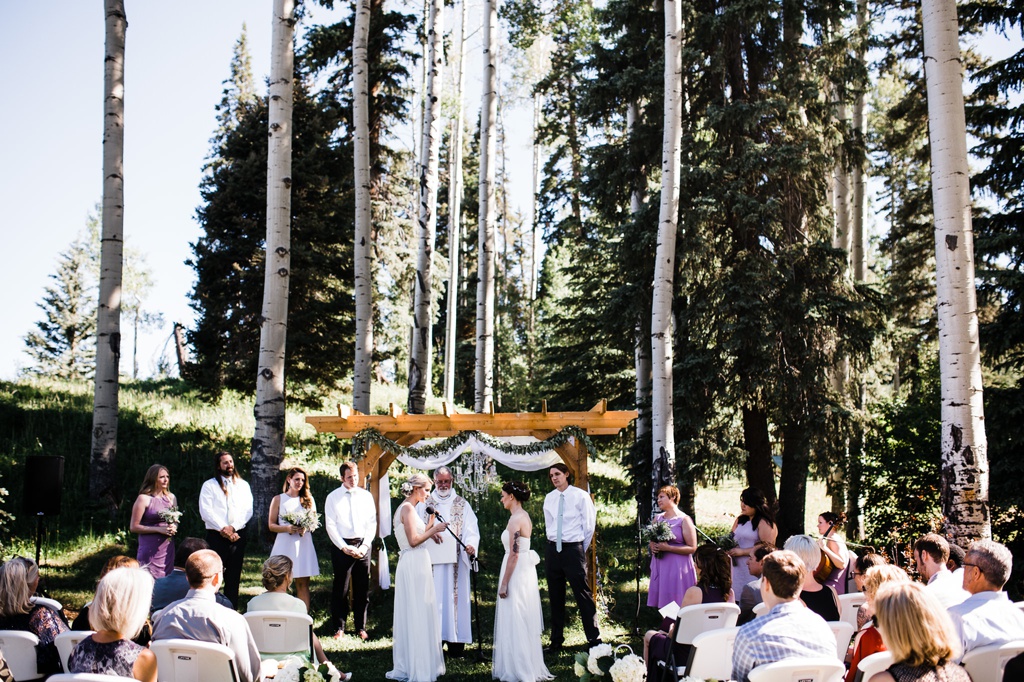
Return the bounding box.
[308,401,636,594]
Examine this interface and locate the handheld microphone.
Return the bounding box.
[425,505,436,516]
[430,507,446,522]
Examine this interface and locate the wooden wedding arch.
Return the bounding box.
[306,399,638,593]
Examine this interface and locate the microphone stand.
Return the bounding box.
[428,507,488,662]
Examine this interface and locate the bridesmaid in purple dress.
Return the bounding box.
[727,487,778,598]
[646,485,697,609]
[129,464,178,579]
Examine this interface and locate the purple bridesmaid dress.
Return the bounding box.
[646,514,697,609]
[137,495,176,578]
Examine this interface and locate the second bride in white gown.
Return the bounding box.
[493,480,553,682]
[387,474,448,682]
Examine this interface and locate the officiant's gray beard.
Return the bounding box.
[434,487,454,500]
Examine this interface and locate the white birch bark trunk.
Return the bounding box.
[443,0,469,405]
[651,0,682,506]
[475,0,498,413]
[921,0,990,542]
[252,0,295,533]
[90,0,126,508]
[352,0,374,414]
[409,0,444,414]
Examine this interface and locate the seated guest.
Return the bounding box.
[644,544,734,677]
[73,555,152,645]
[851,553,886,628]
[0,651,11,682]
[913,533,968,608]
[152,549,262,682]
[246,556,351,680]
[846,565,910,679]
[738,543,776,625]
[0,557,68,674]
[947,539,1024,662]
[947,543,966,584]
[783,534,840,621]
[69,567,158,682]
[732,550,835,682]
[151,537,232,613]
[867,581,970,682]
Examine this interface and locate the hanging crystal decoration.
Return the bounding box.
[453,447,498,498]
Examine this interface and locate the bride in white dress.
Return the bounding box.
[493,480,553,682]
[387,474,448,682]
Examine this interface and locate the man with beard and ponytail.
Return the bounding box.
[417,466,480,657]
[198,451,253,608]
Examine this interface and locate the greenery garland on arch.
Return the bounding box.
[351,425,598,462]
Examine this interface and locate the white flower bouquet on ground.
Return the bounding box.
[575,643,646,682]
[267,656,342,682]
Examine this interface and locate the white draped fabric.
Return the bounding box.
[397,435,569,471]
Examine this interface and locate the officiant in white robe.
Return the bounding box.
[417,466,480,657]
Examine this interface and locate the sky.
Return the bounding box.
[0,3,1019,382]
[0,0,531,381]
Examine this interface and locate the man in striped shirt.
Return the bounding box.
[732,549,835,682]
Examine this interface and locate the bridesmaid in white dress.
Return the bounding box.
[493,481,553,682]
[387,474,448,682]
[268,467,320,610]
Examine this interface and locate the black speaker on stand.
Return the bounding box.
[23,456,64,566]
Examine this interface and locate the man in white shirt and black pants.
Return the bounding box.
[325,460,377,640]
[198,451,254,608]
[543,462,600,655]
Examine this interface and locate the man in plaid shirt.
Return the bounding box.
[731,549,836,682]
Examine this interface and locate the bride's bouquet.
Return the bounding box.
[157,506,182,525]
[574,643,646,682]
[641,519,674,558]
[282,507,321,532]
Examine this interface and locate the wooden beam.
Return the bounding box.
[306,408,637,439]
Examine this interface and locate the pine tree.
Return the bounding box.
[24,236,97,380]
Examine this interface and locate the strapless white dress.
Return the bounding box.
[492,529,553,682]
[387,502,445,682]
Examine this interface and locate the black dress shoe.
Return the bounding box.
[543,644,563,655]
[587,638,603,649]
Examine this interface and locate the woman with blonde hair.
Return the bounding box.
[868,581,970,682]
[0,557,68,674]
[784,534,840,621]
[387,473,448,682]
[247,556,352,680]
[69,567,157,681]
[268,466,320,609]
[846,565,909,679]
[72,556,152,645]
[129,464,178,578]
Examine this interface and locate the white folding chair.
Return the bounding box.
[49,674,133,681]
[682,627,739,680]
[837,592,866,630]
[827,620,856,660]
[243,610,314,661]
[961,639,1024,682]
[851,650,894,682]
[0,630,43,680]
[747,657,846,682]
[151,638,238,682]
[30,596,65,614]
[657,602,740,681]
[753,601,769,617]
[55,629,94,672]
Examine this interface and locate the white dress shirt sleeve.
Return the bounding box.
[199,479,228,530]
[237,480,254,528]
[324,489,345,549]
[581,487,597,551]
[360,489,378,551]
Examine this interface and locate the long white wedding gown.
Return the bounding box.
[387,502,445,682]
[492,529,553,682]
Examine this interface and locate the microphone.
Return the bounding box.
[426,506,446,522]
[425,505,435,516]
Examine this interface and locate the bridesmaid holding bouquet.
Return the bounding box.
[646,485,697,610]
[129,464,178,579]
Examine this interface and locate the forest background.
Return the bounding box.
[1,0,1024,616]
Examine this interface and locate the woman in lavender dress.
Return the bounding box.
[129,464,178,579]
[646,485,697,610]
[727,487,777,597]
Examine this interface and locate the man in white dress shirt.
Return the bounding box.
[948,539,1024,662]
[198,451,254,608]
[543,462,600,654]
[325,460,377,640]
[913,533,968,608]
[417,466,480,657]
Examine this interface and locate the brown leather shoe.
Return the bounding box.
[333,628,345,639]
[357,629,369,641]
